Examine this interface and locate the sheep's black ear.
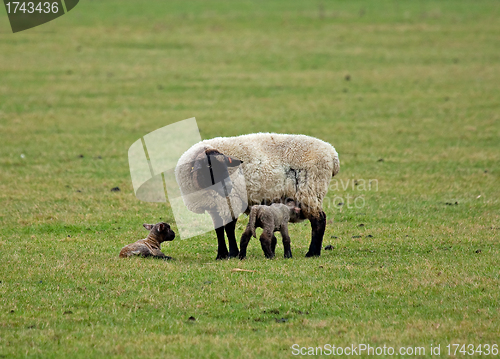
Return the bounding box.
[143,223,154,231]
[157,223,165,231]
[225,155,243,167]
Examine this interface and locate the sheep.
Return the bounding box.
[175,133,340,260]
[239,201,301,259]
[119,222,175,259]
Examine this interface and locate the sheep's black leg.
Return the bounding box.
[210,212,229,260]
[305,211,326,257]
[224,219,239,258]
[239,227,253,260]
[215,226,229,260]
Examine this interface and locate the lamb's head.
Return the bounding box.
[190,149,243,197]
[285,200,302,222]
[143,222,176,242]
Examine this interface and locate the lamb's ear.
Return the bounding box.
[143,223,154,231]
[225,155,243,167]
[157,223,165,231]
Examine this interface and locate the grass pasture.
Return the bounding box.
[0,0,499,357]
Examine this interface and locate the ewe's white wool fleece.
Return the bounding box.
[175,133,340,218]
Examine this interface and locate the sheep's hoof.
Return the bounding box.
[228,251,239,259]
[284,252,292,259]
[305,251,321,257]
[163,256,175,261]
[216,253,229,260]
[238,254,246,260]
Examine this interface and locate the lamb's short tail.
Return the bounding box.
[248,206,259,238]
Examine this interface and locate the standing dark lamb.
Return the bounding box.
[119,222,175,259]
[175,133,340,260]
[239,201,301,259]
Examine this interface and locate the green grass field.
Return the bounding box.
[1,1,499,357]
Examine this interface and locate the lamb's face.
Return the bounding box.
[144,222,176,242]
[286,201,302,222]
[191,149,243,197]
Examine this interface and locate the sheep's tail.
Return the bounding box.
[248,206,259,238]
[332,148,340,177]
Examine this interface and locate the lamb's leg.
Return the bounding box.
[271,235,277,256]
[239,226,253,260]
[305,210,326,257]
[210,212,229,260]
[280,226,293,259]
[224,218,239,258]
[259,229,275,259]
[151,249,173,260]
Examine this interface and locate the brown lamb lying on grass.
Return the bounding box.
[119,222,175,259]
[239,201,301,259]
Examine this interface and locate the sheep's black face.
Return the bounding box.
[144,222,176,242]
[191,150,242,197]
